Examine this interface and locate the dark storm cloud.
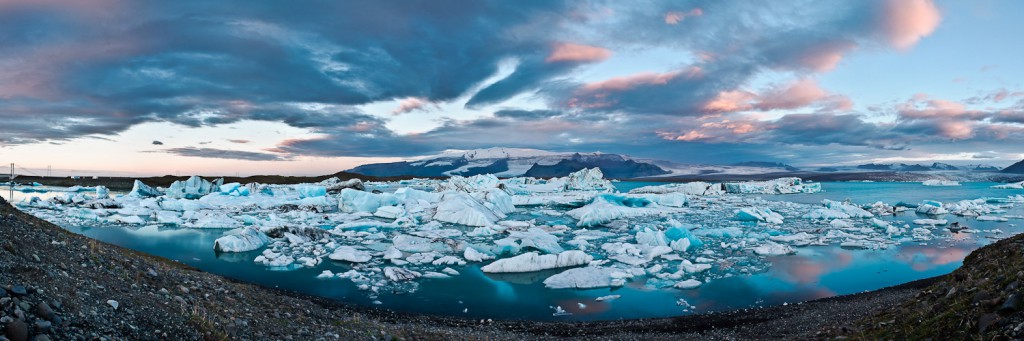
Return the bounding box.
[159,147,290,161]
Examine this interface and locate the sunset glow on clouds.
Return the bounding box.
[1,0,1023,175]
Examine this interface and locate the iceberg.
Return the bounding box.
[294,185,327,198]
[567,194,658,227]
[214,228,270,252]
[562,168,615,192]
[339,188,399,213]
[129,180,162,198]
[328,246,372,263]
[95,186,110,199]
[543,266,638,289]
[803,200,873,219]
[993,181,1024,189]
[674,279,703,289]
[915,200,948,215]
[165,176,220,199]
[433,192,504,227]
[723,178,821,194]
[464,247,495,262]
[384,267,421,282]
[922,180,960,187]
[481,251,593,273]
[913,219,948,225]
[734,207,783,224]
[752,242,796,256]
[630,182,724,196]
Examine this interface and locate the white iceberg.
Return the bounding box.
[481,251,593,273]
[922,180,960,187]
[214,228,270,252]
[329,246,372,263]
[723,178,821,194]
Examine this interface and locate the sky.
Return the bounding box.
[1,0,1023,176]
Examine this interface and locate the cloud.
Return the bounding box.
[152,140,163,145]
[227,139,250,144]
[875,0,941,50]
[545,42,612,63]
[392,97,430,115]
[664,8,703,25]
[160,147,290,161]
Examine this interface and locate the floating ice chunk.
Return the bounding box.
[946,199,1001,217]
[317,270,335,279]
[393,234,452,253]
[464,247,495,262]
[165,176,218,199]
[155,211,182,225]
[567,194,658,227]
[752,242,796,256]
[562,168,615,192]
[922,180,960,186]
[723,178,821,194]
[630,182,723,196]
[433,192,504,226]
[329,246,372,263]
[383,267,421,281]
[543,266,637,289]
[913,219,948,225]
[481,251,593,273]
[595,295,620,302]
[129,180,162,198]
[442,267,460,276]
[189,213,241,228]
[218,183,250,196]
[106,214,145,225]
[383,246,403,260]
[642,193,689,207]
[552,305,571,316]
[321,177,365,193]
[803,200,873,219]
[915,201,948,215]
[674,279,703,289]
[432,256,467,266]
[508,228,564,254]
[282,232,309,245]
[437,174,502,192]
[373,205,405,219]
[95,186,110,199]
[422,272,451,279]
[339,189,399,213]
[254,249,294,267]
[734,207,783,224]
[294,185,327,198]
[769,232,817,246]
[678,259,712,273]
[977,215,1008,222]
[408,252,439,265]
[830,219,854,229]
[993,181,1024,189]
[214,228,270,252]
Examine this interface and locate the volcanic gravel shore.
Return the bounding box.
[0,194,941,340]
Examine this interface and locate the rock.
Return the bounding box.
[32,335,51,341]
[0,287,6,298]
[147,268,159,278]
[9,285,27,296]
[5,319,28,341]
[999,294,1022,315]
[978,313,1001,334]
[107,300,119,310]
[972,290,993,305]
[33,302,55,321]
[33,320,51,333]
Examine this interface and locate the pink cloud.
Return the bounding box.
[545,42,612,63]
[391,97,430,115]
[795,40,858,72]
[581,67,701,92]
[877,0,941,50]
[664,8,703,25]
[702,79,852,113]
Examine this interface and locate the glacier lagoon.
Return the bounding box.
[3,175,1023,321]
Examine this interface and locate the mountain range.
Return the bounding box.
[346,147,1020,180]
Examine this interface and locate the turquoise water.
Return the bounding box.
[4,182,1024,321]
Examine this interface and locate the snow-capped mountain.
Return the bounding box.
[347,148,670,179]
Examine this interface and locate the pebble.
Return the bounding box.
[10,285,27,296]
[34,302,55,321]
[999,293,1022,315]
[33,320,52,333]
[107,300,119,310]
[32,335,51,341]
[0,287,6,298]
[4,319,28,341]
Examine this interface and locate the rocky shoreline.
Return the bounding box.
[0,194,996,340]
